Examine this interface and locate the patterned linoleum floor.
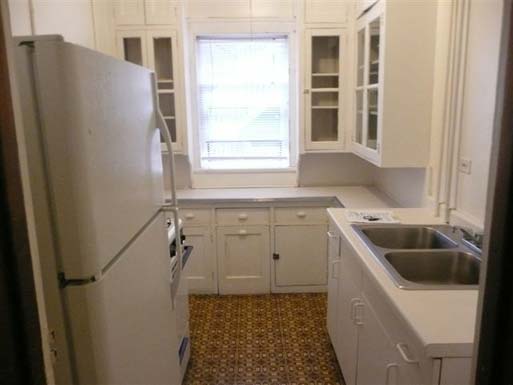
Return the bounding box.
[184,293,345,385]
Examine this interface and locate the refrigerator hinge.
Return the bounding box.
[58,272,98,289]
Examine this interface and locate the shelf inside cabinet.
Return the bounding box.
[312,73,339,77]
[311,109,339,142]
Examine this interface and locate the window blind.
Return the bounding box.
[196,36,291,170]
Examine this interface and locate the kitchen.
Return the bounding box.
[0,0,508,385]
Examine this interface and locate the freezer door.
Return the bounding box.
[30,40,164,278]
[64,213,180,385]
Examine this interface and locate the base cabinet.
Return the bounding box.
[327,223,341,343]
[183,226,216,294]
[274,225,328,287]
[329,230,472,385]
[217,226,271,294]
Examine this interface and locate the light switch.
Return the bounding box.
[458,158,472,175]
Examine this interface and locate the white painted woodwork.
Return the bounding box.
[355,0,378,19]
[304,29,346,152]
[305,0,347,24]
[145,0,179,25]
[274,225,328,287]
[116,29,149,67]
[326,222,340,345]
[185,0,251,19]
[183,226,217,294]
[179,208,212,226]
[114,0,146,25]
[251,0,295,19]
[336,238,362,385]
[351,0,437,167]
[216,208,270,225]
[217,225,270,294]
[274,206,328,224]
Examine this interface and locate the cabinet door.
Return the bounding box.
[305,29,345,151]
[186,0,251,18]
[251,0,295,18]
[217,226,270,294]
[146,30,183,153]
[116,30,148,67]
[183,226,216,294]
[327,228,340,344]
[357,294,425,385]
[114,0,145,25]
[145,0,179,25]
[274,225,328,287]
[336,239,362,385]
[305,0,347,24]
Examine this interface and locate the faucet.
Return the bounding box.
[452,226,484,252]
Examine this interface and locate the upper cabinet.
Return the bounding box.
[304,29,345,151]
[351,0,437,167]
[185,0,294,19]
[305,0,347,24]
[116,29,186,153]
[114,0,180,25]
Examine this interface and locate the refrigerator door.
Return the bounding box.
[30,40,164,278]
[64,212,180,385]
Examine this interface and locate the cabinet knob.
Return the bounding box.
[273,253,280,260]
[238,213,248,220]
[238,229,248,235]
[296,211,307,218]
[185,213,195,220]
[303,89,310,95]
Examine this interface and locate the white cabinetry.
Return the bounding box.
[114,0,179,25]
[352,0,437,167]
[274,225,328,287]
[326,221,340,345]
[183,226,216,293]
[217,225,270,294]
[116,29,186,153]
[304,29,346,152]
[305,0,347,24]
[185,0,294,19]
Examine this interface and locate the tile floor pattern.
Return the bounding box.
[184,293,345,385]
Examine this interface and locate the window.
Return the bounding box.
[195,36,292,170]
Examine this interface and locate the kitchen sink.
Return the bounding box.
[385,251,480,286]
[360,227,457,249]
[352,225,481,290]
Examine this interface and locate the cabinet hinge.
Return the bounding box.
[48,329,58,365]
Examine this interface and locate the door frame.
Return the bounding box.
[472,1,513,383]
[0,4,46,385]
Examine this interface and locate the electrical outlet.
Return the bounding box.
[458,158,472,175]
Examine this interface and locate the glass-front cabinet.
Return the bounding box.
[304,29,345,151]
[354,12,382,160]
[117,29,184,153]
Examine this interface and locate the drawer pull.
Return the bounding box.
[396,343,418,364]
[296,211,307,218]
[185,213,195,220]
[238,213,249,220]
[238,229,248,235]
[327,231,337,238]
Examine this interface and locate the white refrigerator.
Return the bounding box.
[14,35,183,384]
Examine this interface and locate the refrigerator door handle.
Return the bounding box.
[151,73,178,208]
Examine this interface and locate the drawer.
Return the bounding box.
[216,208,269,225]
[179,208,211,226]
[274,207,328,224]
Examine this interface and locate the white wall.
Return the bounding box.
[298,153,376,187]
[451,0,503,229]
[8,0,32,35]
[373,168,427,208]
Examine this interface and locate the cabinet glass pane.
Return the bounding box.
[159,92,175,118]
[165,118,177,142]
[153,37,173,81]
[312,91,338,107]
[311,109,338,142]
[357,28,365,87]
[312,36,340,74]
[123,37,143,66]
[368,18,381,85]
[355,90,364,144]
[367,89,378,150]
[312,74,339,89]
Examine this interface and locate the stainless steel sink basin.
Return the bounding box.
[351,224,481,290]
[384,251,480,287]
[360,227,457,249]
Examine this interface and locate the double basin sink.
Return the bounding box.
[351,225,481,290]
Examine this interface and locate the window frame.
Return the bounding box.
[188,21,298,176]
